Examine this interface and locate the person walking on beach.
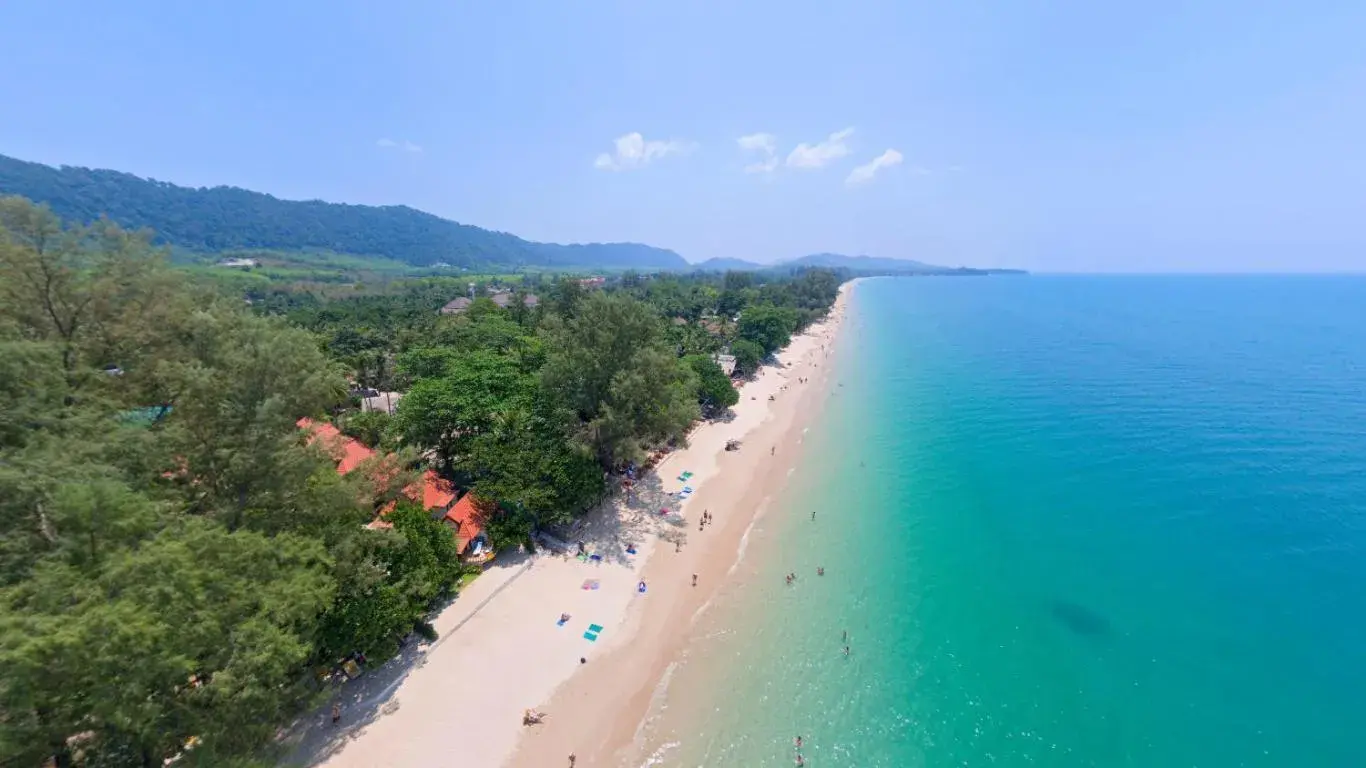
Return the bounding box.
[692,573,698,587]
[568,754,576,767]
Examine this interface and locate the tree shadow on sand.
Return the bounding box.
[276,550,534,766]
[278,471,696,765]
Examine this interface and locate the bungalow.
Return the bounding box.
[713,353,737,376]
[439,292,538,315]
[297,418,491,561]
[439,297,473,315]
[441,493,492,563]
[489,291,539,309]
[297,418,375,474]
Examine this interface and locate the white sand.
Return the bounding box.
[286,285,855,768]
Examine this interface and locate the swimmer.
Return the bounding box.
[817,567,824,576]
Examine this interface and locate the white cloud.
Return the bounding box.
[737,132,776,154]
[594,132,689,171]
[786,127,855,169]
[745,156,780,174]
[377,138,422,153]
[845,149,904,186]
[737,132,780,174]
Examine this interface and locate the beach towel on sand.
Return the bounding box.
[581,579,600,590]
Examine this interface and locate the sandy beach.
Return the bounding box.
[286,282,855,768]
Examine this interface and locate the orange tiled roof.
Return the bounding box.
[443,493,487,551]
[297,418,375,475]
[422,470,457,510]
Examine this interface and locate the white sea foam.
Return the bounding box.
[636,740,681,768]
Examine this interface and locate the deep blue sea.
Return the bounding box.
[651,275,1366,767]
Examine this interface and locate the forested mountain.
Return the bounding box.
[0,154,688,270]
[789,253,951,272]
[691,257,766,271]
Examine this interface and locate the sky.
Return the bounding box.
[1,1,1365,272]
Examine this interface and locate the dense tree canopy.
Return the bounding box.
[541,293,700,467]
[0,196,844,766]
[0,199,473,767]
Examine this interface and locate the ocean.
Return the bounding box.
[638,275,1366,767]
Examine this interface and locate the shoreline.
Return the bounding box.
[506,282,857,767]
[285,282,856,768]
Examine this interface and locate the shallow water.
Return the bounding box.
[641,275,1366,767]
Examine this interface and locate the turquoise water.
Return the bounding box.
[652,275,1366,767]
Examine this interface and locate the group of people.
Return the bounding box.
[784,565,825,586]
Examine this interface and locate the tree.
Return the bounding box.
[314,501,462,663]
[730,339,764,376]
[340,409,392,450]
[0,520,335,766]
[737,303,800,355]
[464,393,604,546]
[154,307,349,532]
[542,293,700,466]
[391,350,535,480]
[0,196,189,397]
[685,355,739,415]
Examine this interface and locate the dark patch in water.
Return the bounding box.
[1048,600,1112,637]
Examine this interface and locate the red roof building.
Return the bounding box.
[297,418,375,475]
[299,418,490,560]
[442,493,490,559]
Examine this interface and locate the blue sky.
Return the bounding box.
[2,1,1364,272]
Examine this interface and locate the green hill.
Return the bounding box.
[0,154,688,270]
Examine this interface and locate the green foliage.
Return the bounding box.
[314,502,462,662]
[0,519,334,765]
[737,303,801,355]
[0,197,848,766]
[392,350,536,481]
[730,338,765,376]
[0,157,688,269]
[339,409,392,450]
[685,355,740,415]
[542,293,700,466]
[465,401,604,548]
[0,199,468,766]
